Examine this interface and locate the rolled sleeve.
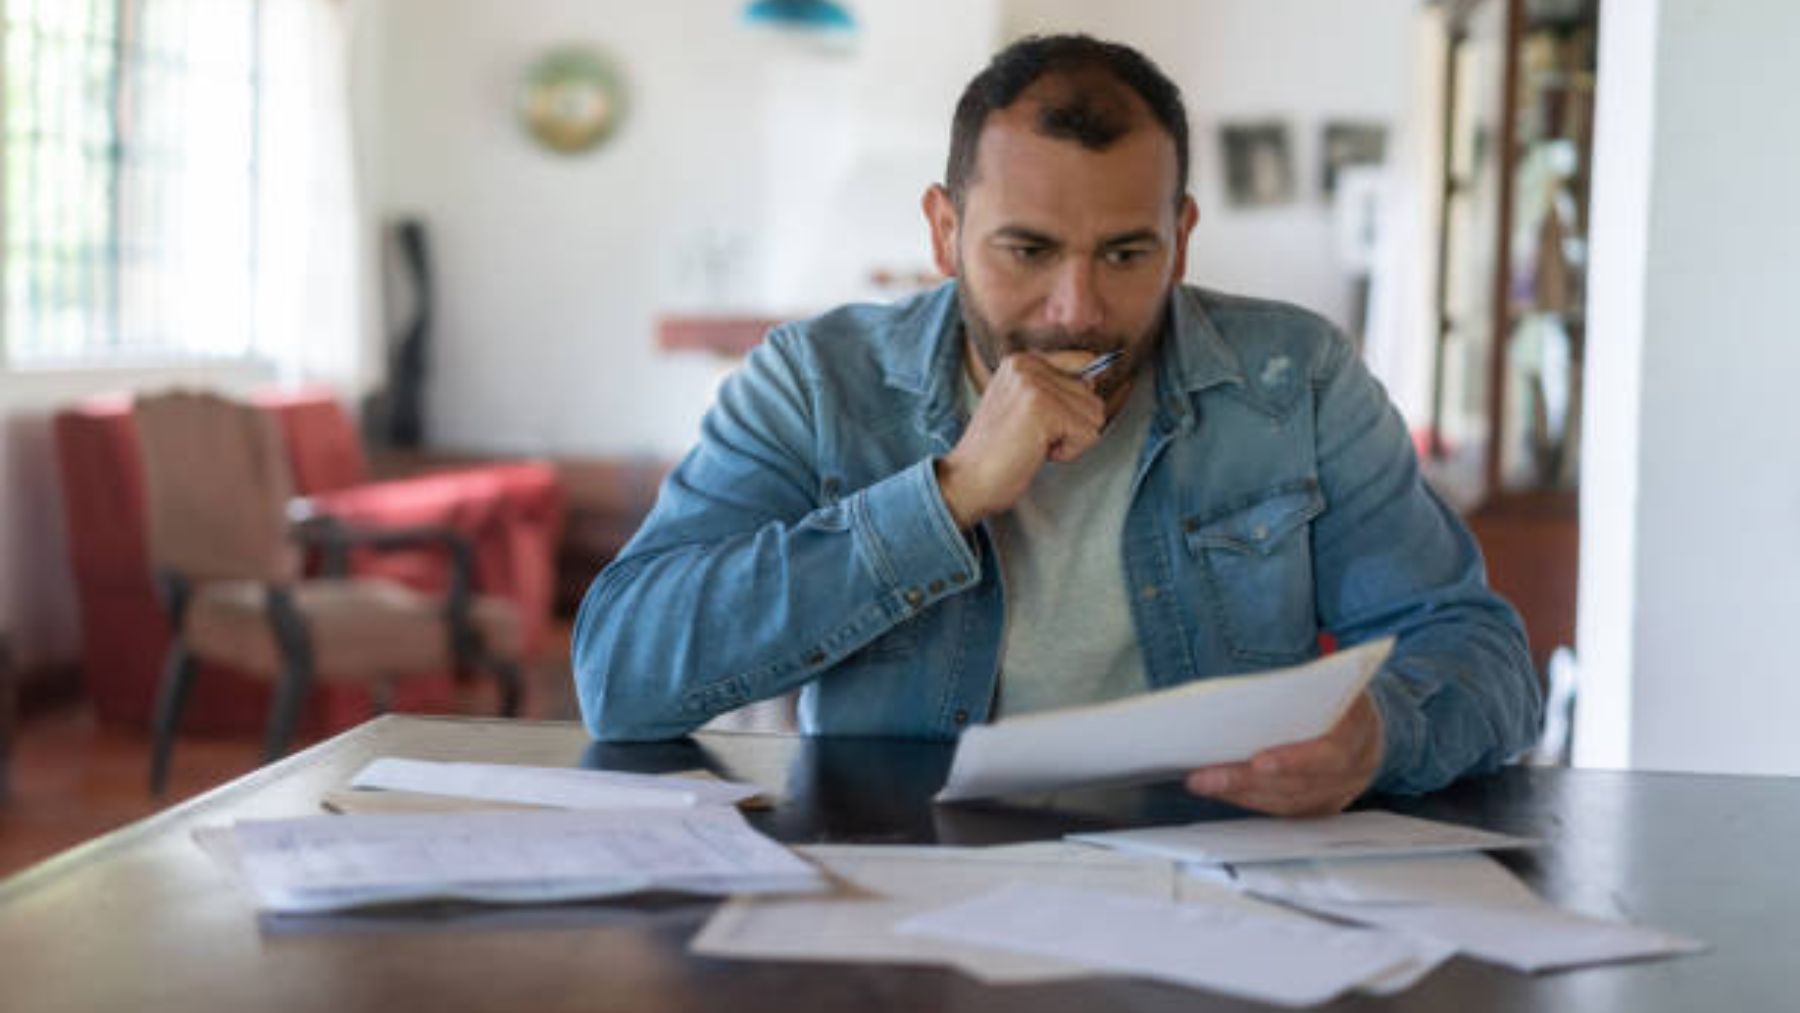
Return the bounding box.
[850,458,981,616]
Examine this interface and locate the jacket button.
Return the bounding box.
[928,579,945,594]
[1252,524,1269,541]
[1140,584,1159,601]
[952,571,969,584]
[904,588,924,608]
[804,649,826,665]
[954,709,969,725]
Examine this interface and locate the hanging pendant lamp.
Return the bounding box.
[742,0,857,34]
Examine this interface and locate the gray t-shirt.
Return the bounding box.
[961,367,1155,717]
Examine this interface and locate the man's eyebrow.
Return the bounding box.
[1100,228,1163,248]
[990,225,1059,245]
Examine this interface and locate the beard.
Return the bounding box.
[956,281,1167,403]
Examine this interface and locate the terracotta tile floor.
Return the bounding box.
[0,632,577,880]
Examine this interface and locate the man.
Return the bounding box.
[575,35,1541,815]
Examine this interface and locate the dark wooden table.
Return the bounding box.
[1,716,1793,1011]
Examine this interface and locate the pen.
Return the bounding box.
[1075,349,1123,383]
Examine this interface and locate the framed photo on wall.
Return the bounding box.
[1321,121,1389,197]
[1219,121,1296,208]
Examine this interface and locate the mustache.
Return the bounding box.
[1002,328,1122,355]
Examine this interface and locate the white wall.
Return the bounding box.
[1577,0,1800,775]
[358,0,998,459]
[1002,0,1417,330]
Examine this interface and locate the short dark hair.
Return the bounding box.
[945,34,1190,210]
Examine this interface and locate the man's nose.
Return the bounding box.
[1043,261,1104,334]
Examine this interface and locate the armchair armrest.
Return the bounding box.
[288,507,480,665]
[287,462,562,658]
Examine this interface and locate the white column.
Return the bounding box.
[1577,0,1800,774]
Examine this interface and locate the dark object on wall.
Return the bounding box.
[1321,121,1388,196]
[365,219,433,449]
[1219,121,1296,207]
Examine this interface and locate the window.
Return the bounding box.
[3,0,260,367]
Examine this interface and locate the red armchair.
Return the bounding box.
[53,390,564,735]
[256,389,564,657]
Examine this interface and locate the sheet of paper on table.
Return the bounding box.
[1070,809,1539,865]
[691,841,1454,996]
[896,882,1425,1008]
[1216,853,1706,973]
[934,638,1391,802]
[1227,851,1544,908]
[346,757,764,811]
[693,842,1173,985]
[1295,898,1707,973]
[217,806,823,914]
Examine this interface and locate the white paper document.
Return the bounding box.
[693,842,1453,995]
[1071,810,1538,865]
[1213,852,1705,973]
[692,843,1178,985]
[225,807,823,913]
[1227,852,1544,908]
[897,883,1422,1008]
[1300,898,1707,973]
[1174,870,1457,997]
[935,638,1391,802]
[348,757,763,810]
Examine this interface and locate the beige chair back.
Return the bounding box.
[134,390,300,583]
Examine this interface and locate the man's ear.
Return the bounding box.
[922,184,960,278]
[1170,194,1199,282]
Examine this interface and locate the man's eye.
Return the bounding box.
[1006,245,1050,265]
[1104,247,1152,267]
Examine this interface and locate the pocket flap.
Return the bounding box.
[1184,482,1325,556]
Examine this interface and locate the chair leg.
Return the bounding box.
[372,677,394,716]
[264,652,316,763]
[263,588,315,763]
[149,640,198,795]
[489,658,522,718]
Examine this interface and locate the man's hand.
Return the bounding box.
[1185,692,1385,816]
[935,352,1107,528]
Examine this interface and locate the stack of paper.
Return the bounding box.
[217,806,824,914]
[342,757,765,810]
[692,842,1453,1004]
[694,843,1174,984]
[1069,810,1705,973]
[1221,853,1705,972]
[1067,809,1541,864]
[895,883,1424,1007]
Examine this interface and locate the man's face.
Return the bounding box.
[925,90,1197,406]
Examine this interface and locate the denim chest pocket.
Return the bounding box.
[1183,481,1325,664]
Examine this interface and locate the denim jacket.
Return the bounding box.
[575,282,1543,794]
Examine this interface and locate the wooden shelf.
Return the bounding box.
[655,314,787,358]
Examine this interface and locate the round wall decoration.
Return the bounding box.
[517,46,627,155]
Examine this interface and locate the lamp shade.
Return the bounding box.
[742,0,856,32]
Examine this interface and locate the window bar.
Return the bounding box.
[247,0,261,361]
[22,6,42,358]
